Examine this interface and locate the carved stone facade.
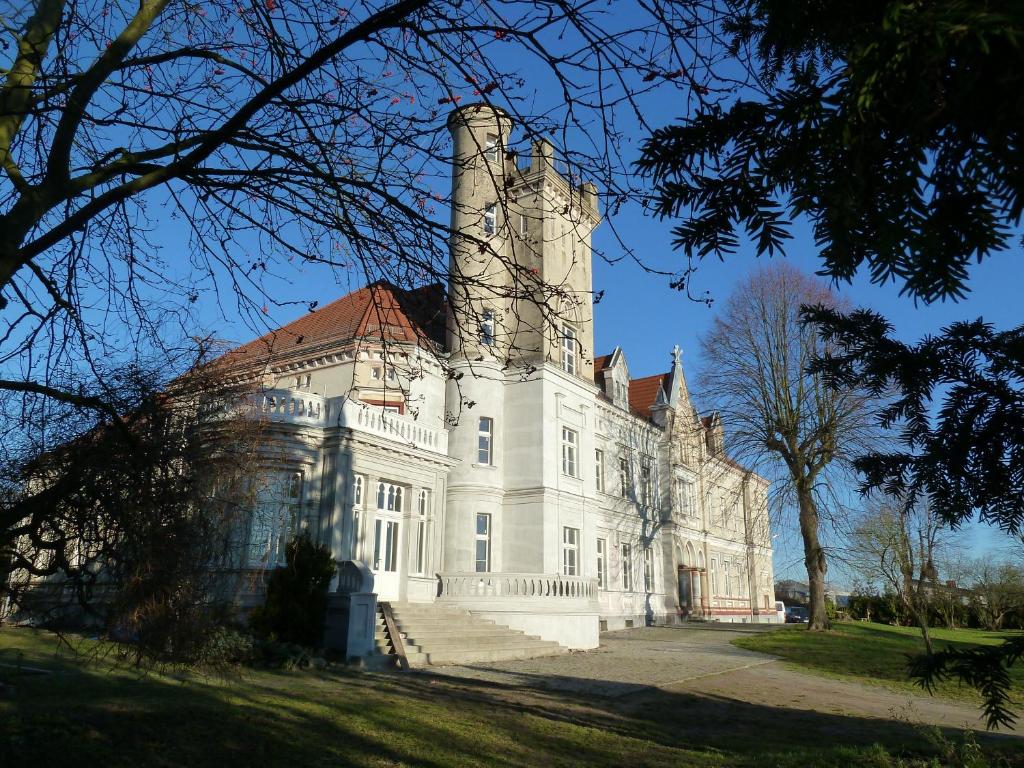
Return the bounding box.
[217,104,776,652]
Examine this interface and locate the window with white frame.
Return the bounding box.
[372,519,399,572]
[520,212,528,237]
[376,482,403,512]
[478,417,493,464]
[475,513,491,572]
[710,558,718,595]
[723,561,732,596]
[353,475,364,507]
[483,203,496,235]
[480,310,495,346]
[562,527,580,576]
[484,135,499,162]
[561,427,578,477]
[413,489,429,575]
[596,538,608,590]
[620,542,633,590]
[619,455,631,498]
[594,449,605,493]
[560,325,577,375]
[247,471,303,567]
[644,548,655,592]
[640,460,652,507]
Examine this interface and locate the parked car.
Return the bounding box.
[775,600,786,623]
[785,606,809,623]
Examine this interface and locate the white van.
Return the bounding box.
[775,600,786,623]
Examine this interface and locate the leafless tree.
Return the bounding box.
[0,345,270,664]
[0,0,743,413]
[849,496,954,653]
[698,263,878,630]
[969,560,1024,632]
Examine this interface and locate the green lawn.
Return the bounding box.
[733,621,1024,704]
[1,627,1020,767]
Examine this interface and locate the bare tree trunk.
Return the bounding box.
[798,484,830,631]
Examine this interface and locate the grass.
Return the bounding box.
[733,621,1024,704]
[1,626,1022,767]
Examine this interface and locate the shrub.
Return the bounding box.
[250,533,335,648]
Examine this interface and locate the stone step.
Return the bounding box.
[376,601,567,667]
[399,634,556,651]
[418,644,567,666]
[396,625,520,639]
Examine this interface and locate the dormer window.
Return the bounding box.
[483,204,496,236]
[484,135,499,163]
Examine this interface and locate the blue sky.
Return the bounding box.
[19,6,1016,588]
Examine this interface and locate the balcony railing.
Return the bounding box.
[337,398,448,453]
[437,572,598,603]
[203,389,448,454]
[255,389,330,425]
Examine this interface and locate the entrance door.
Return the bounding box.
[372,517,401,600]
[677,567,691,612]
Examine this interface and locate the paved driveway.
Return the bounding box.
[426,624,1018,734]
[426,624,777,697]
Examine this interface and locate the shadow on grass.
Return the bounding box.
[2,628,1023,768]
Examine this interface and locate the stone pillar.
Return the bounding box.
[699,569,710,616]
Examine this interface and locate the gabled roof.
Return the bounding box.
[628,372,671,420]
[217,282,445,369]
[593,354,611,375]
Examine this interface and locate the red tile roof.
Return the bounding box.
[217,282,445,369]
[628,372,671,420]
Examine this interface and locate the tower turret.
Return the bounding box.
[446,104,515,362]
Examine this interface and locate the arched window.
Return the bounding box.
[376,482,403,512]
[353,475,363,507]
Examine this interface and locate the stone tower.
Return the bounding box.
[442,103,602,576]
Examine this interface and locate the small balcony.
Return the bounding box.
[204,389,448,454]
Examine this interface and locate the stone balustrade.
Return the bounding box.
[255,389,330,425]
[437,572,598,603]
[203,389,447,454]
[337,398,448,453]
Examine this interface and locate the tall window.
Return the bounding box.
[594,449,605,492]
[560,325,577,375]
[414,490,429,575]
[620,543,633,591]
[248,471,303,567]
[644,548,655,592]
[484,135,499,162]
[677,478,695,518]
[353,475,364,507]
[640,461,652,507]
[480,310,495,346]
[376,482,403,512]
[373,519,399,572]
[475,513,491,572]
[478,417,493,464]
[561,427,578,477]
[483,203,496,235]
[596,538,608,589]
[724,561,732,596]
[562,527,580,576]
[619,455,631,498]
[520,212,528,237]
[710,558,719,595]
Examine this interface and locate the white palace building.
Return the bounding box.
[215,105,776,661]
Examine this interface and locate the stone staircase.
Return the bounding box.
[374,601,567,667]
